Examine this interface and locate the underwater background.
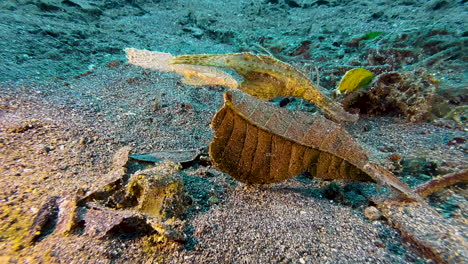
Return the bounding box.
[0,1,466,263]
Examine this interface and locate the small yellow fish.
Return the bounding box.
[170,53,358,122]
[337,68,374,94]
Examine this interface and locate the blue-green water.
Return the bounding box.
[0,1,466,263]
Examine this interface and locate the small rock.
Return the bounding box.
[55,196,81,234]
[373,240,385,248]
[371,11,384,20]
[78,137,87,145]
[364,206,382,220]
[112,146,132,168]
[447,137,465,146]
[27,196,61,245]
[387,154,403,162]
[148,218,187,242]
[84,205,150,239]
[126,161,188,220]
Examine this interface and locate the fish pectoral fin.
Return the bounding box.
[174,65,239,88]
[239,72,286,100]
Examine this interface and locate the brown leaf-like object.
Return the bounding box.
[210,90,424,202]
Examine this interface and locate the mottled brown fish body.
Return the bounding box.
[171,53,358,122]
[172,53,320,99]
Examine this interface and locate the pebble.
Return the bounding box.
[364,206,382,221]
[387,154,402,162]
[373,240,385,248]
[447,137,465,145]
[79,137,86,145]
